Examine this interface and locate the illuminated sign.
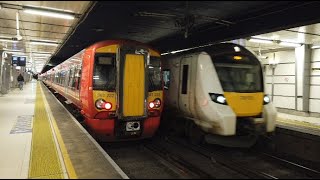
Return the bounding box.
[12,56,27,66]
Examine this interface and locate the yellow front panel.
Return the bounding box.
[123,54,145,116]
[93,91,117,111]
[224,92,263,117]
[96,45,119,53]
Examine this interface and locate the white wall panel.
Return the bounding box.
[265,84,272,95]
[275,50,296,63]
[310,76,320,85]
[273,84,295,96]
[273,96,295,109]
[265,76,295,84]
[311,49,320,62]
[274,64,295,75]
[309,99,320,113]
[311,62,320,75]
[310,86,320,99]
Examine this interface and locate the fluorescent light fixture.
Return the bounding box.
[0,39,18,43]
[30,41,59,46]
[31,51,53,54]
[279,41,301,47]
[31,39,59,43]
[3,48,23,52]
[311,45,320,49]
[258,55,268,59]
[32,53,52,57]
[248,38,273,44]
[23,8,75,20]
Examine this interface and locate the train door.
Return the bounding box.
[178,56,193,117]
[118,45,148,120]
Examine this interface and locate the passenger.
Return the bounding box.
[17,73,24,90]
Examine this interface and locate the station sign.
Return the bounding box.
[12,56,27,66]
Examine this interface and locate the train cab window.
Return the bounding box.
[163,70,170,90]
[212,54,263,93]
[93,54,116,91]
[181,65,189,94]
[148,57,162,91]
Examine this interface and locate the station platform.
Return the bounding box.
[0,79,319,179]
[0,80,128,179]
[276,112,320,136]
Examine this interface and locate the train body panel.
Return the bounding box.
[162,43,277,145]
[42,40,163,142]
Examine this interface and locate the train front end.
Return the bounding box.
[201,44,277,147]
[83,41,163,142]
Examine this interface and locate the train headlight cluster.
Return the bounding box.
[263,95,270,105]
[149,98,161,109]
[95,98,112,110]
[209,93,228,105]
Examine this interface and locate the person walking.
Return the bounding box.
[17,73,24,90]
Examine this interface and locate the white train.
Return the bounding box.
[161,43,277,147]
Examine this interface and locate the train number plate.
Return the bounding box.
[126,121,140,131]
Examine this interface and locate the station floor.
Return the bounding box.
[0,79,319,178]
[0,80,128,179]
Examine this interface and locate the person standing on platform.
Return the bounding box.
[17,73,24,90]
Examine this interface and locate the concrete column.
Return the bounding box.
[295,44,311,112]
[1,56,11,94]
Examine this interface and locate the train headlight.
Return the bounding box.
[149,102,155,109]
[95,98,106,109]
[209,93,228,105]
[154,98,161,108]
[263,95,270,105]
[104,102,112,110]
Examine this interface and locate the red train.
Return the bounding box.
[41,40,163,142]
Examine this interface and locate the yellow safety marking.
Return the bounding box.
[29,82,64,179]
[277,117,320,130]
[41,84,78,179]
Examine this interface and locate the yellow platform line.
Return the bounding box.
[29,83,64,179]
[40,85,78,179]
[277,117,320,130]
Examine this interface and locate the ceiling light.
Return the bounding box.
[30,41,59,46]
[279,41,301,47]
[248,38,273,44]
[23,8,75,20]
[3,48,23,52]
[311,45,320,49]
[0,39,18,43]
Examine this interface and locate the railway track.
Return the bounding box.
[165,135,320,179]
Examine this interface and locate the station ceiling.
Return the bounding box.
[1,1,320,74]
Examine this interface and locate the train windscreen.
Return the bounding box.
[212,54,263,93]
[93,53,116,91]
[148,57,162,91]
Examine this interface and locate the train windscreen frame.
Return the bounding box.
[93,53,116,91]
[211,53,263,93]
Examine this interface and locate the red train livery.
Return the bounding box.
[41,40,163,142]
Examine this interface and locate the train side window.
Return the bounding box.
[181,65,188,94]
[163,70,170,90]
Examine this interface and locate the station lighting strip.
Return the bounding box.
[23,7,75,20]
[0,2,79,20]
[248,37,302,47]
